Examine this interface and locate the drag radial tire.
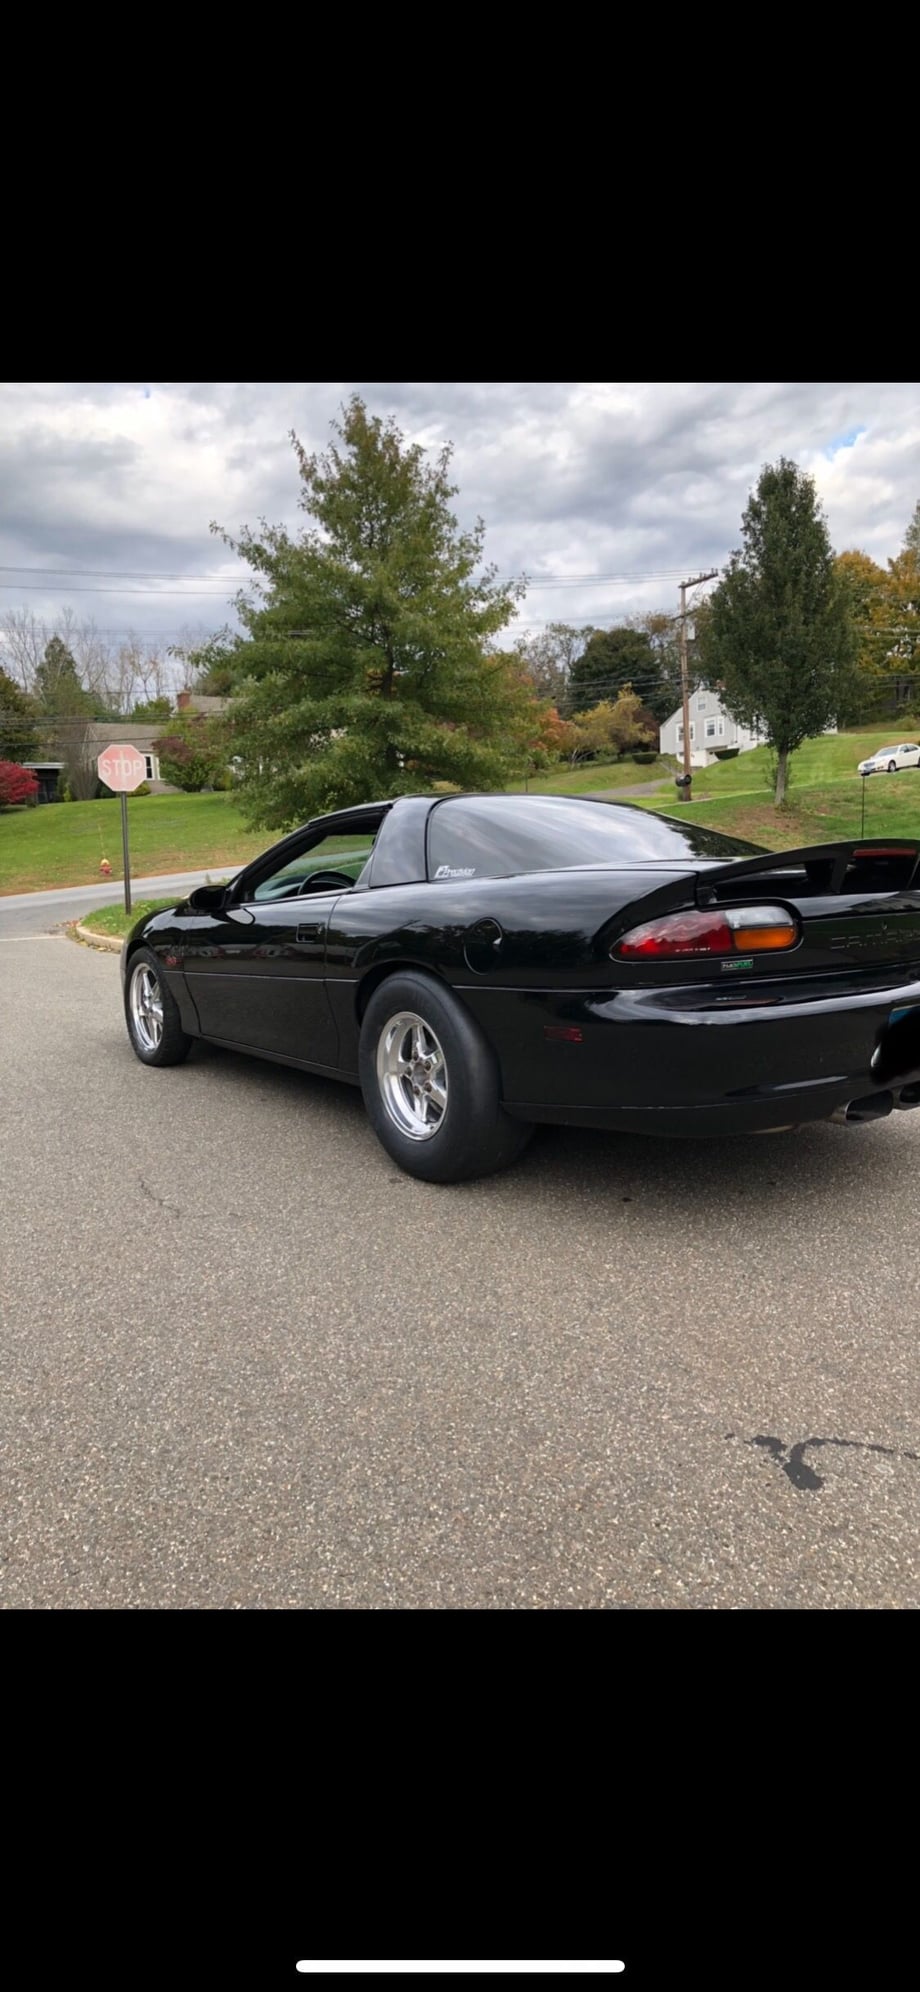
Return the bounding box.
[359,971,533,1183]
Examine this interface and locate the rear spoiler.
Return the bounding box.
[605,839,920,949]
[688,838,920,904]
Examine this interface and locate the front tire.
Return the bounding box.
[889,760,898,773]
[125,947,192,1067]
[359,972,532,1183]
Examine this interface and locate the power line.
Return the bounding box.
[0,560,703,584]
[0,584,241,596]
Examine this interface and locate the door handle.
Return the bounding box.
[296,923,321,943]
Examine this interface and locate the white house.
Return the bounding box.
[660,687,839,767]
[658,686,766,768]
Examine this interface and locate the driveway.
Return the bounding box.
[3,934,920,1607]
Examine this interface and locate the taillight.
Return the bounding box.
[612,904,799,960]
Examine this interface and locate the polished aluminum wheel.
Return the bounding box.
[129,961,164,1053]
[376,1010,448,1141]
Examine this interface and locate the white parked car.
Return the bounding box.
[857,742,920,776]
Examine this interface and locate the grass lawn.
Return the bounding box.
[507,756,674,796]
[80,898,179,938]
[635,770,920,850]
[0,792,268,894]
[667,723,920,803]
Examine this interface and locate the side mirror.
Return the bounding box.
[186,883,228,913]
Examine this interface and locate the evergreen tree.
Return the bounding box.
[698,458,856,805]
[213,397,530,827]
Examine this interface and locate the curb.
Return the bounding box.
[71,921,124,953]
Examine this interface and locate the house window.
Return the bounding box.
[689,722,695,743]
[717,718,725,738]
[705,720,716,740]
[676,724,683,743]
[144,755,159,781]
[698,697,707,713]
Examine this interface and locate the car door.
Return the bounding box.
[180,828,377,1067]
[181,887,341,1064]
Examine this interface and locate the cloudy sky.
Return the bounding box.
[0,381,917,657]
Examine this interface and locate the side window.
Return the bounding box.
[252,833,376,901]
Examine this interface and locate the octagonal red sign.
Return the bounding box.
[97,743,148,792]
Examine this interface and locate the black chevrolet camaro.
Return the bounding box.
[121,791,920,1182]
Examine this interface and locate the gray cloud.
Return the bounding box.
[0,380,918,650]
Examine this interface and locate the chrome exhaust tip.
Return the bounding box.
[831,1091,895,1125]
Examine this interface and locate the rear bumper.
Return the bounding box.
[459,974,920,1136]
[503,1081,920,1137]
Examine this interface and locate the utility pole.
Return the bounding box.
[677,569,719,800]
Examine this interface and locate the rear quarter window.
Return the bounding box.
[426,794,763,878]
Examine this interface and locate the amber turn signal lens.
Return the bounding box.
[731,922,797,951]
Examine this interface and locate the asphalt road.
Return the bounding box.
[3,932,920,1608]
[0,868,240,940]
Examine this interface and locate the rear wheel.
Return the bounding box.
[359,971,532,1183]
[125,947,192,1067]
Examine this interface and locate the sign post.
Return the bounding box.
[96,744,148,915]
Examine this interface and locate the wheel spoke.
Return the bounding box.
[377,1010,449,1143]
[131,964,165,1053]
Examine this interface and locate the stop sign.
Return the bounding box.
[97,743,148,793]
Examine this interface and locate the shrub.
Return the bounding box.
[631,750,658,764]
[0,761,40,808]
[154,714,228,792]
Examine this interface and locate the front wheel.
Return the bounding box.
[889,760,898,773]
[125,947,192,1067]
[359,972,532,1183]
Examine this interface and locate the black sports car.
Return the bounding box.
[122,791,920,1182]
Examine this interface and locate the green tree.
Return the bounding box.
[153,714,229,792]
[626,610,690,724]
[569,685,657,763]
[512,621,593,711]
[0,666,39,760]
[33,636,95,716]
[697,458,856,806]
[835,550,891,718]
[567,626,657,716]
[170,625,248,698]
[130,695,172,722]
[211,397,527,828]
[835,546,920,718]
